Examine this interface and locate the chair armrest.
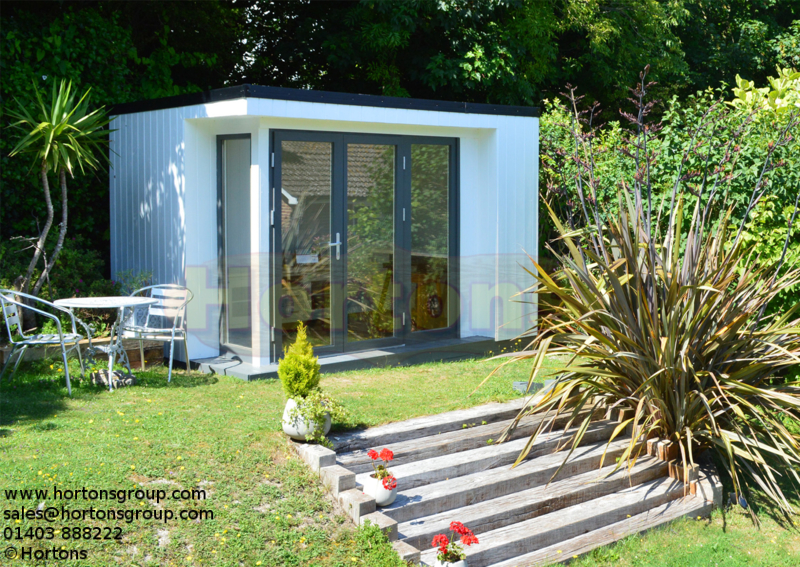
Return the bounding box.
[1,297,63,339]
[49,303,81,335]
[73,316,94,349]
[41,298,93,346]
[173,296,194,331]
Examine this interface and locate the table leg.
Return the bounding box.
[117,307,133,376]
[107,308,120,392]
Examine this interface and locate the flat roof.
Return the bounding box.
[111,84,539,118]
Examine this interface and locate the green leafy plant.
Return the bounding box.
[734,194,800,317]
[495,68,800,523]
[278,322,321,399]
[287,389,349,446]
[7,79,113,300]
[730,66,800,115]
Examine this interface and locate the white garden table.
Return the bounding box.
[54,296,158,391]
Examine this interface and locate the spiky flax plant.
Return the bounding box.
[494,67,800,522]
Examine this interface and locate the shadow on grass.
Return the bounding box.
[0,375,83,429]
[709,450,800,531]
[0,360,218,430]
[132,370,219,389]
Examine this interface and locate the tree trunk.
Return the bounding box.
[33,168,68,296]
[21,163,53,294]
[19,163,53,331]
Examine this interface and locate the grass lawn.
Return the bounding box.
[1,355,798,567]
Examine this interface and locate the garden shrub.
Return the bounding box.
[278,322,321,399]
[540,66,800,310]
[511,67,800,523]
[0,236,121,335]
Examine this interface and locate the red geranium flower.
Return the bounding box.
[379,448,394,462]
[461,533,479,546]
[382,475,397,490]
[367,449,379,460]
[450,521,469,535]
[432,533,449,552]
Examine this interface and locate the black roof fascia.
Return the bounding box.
[110,84,539,118]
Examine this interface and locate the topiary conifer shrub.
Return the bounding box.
[279,322,347,445]
[278,322,321,399]
[491,67,800,524]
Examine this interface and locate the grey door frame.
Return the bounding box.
[269,129,460,361]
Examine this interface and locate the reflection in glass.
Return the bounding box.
[221,138,252,348]
[411,144,449,332]
[280,141,333,347]
[346,144,395,342]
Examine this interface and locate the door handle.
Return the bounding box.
[328,232,342,260]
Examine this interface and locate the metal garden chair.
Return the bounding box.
[0,290,92,396]
[120,284,193,382]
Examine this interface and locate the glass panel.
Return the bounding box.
[280,141,333,347]
[410,144,449,332]
[346,144,395,342]
[222,138,252,348]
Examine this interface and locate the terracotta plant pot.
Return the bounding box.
[362,473,397,506]
[281,398,331,441]
[434,559,467,567]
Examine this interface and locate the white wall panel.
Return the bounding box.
[494,116,538,341]
[184,120,219,360]
[458,131,497,339]
[108,122,119,278]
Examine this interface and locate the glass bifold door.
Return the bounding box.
[270,131,458,358]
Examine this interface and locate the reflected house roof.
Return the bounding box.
[346,145,394,199]
[281,142,391,201]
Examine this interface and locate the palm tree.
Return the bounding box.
[7,79,112,328]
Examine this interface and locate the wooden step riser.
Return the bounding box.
[338,415,544,474]
[489,497,712,567]
[329,399,527,453]
[399,459,668,550]
[420,477,686,567]
[361,422,617,491]
[383,442,634,524]
[338,410,600,474]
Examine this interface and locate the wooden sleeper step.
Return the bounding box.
[418,475,686,567]
[391,540,421,563]
[398,456,669,550]
[382,438,640,524]
[487,496,713,566]
[329,398,527,453]
[337,409,601,474]
[356,420,618,491]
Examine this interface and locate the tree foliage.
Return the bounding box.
[540,66,800,310]
[1,2,221,288]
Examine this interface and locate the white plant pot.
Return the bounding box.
[362,473,398,506]
[282,398,331,441]
[434,559,467,567]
